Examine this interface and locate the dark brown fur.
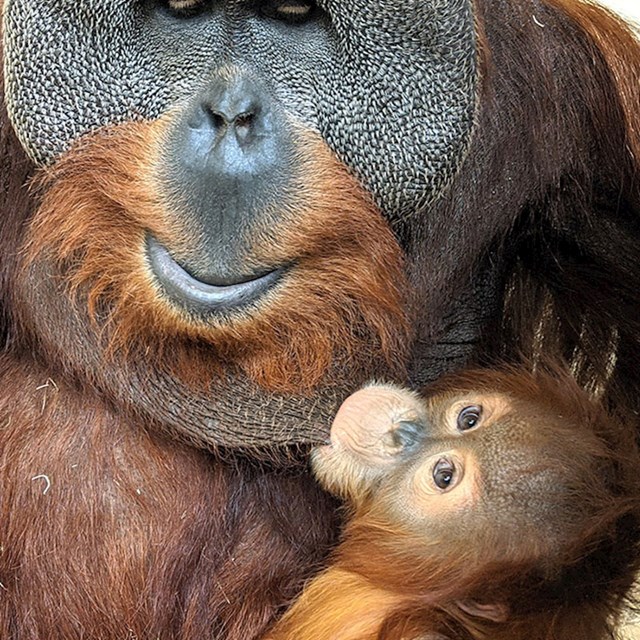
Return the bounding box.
[409,0,640,398]
[0,358,337,638]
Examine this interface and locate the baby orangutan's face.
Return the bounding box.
[312,382,591,558]
[312,384,512,505]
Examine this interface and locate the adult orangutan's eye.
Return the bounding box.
[262,1,316,24]
[165,0,209,17]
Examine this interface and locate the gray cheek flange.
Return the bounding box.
[3,0,173,165]
[2,0,478,220]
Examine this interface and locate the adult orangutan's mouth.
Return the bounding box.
[146,234,287,316]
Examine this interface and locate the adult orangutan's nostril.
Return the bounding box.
[210,111,228,131]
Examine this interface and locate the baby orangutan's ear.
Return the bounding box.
[457,600,509,622]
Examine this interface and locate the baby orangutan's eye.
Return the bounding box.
[457,405,483,432]
[432,457,459,491]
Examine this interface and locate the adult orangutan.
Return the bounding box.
[0,0,639,638]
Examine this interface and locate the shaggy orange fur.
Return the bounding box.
[24,120,410,393]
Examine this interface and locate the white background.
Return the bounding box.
[598,0,640,24]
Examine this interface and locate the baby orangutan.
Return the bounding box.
[266,368,640,640]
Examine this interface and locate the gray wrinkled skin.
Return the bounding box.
[3,0,477,219]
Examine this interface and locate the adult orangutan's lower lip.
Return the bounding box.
[146,235,286,315]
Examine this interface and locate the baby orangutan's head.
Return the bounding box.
[312,369,620,567]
